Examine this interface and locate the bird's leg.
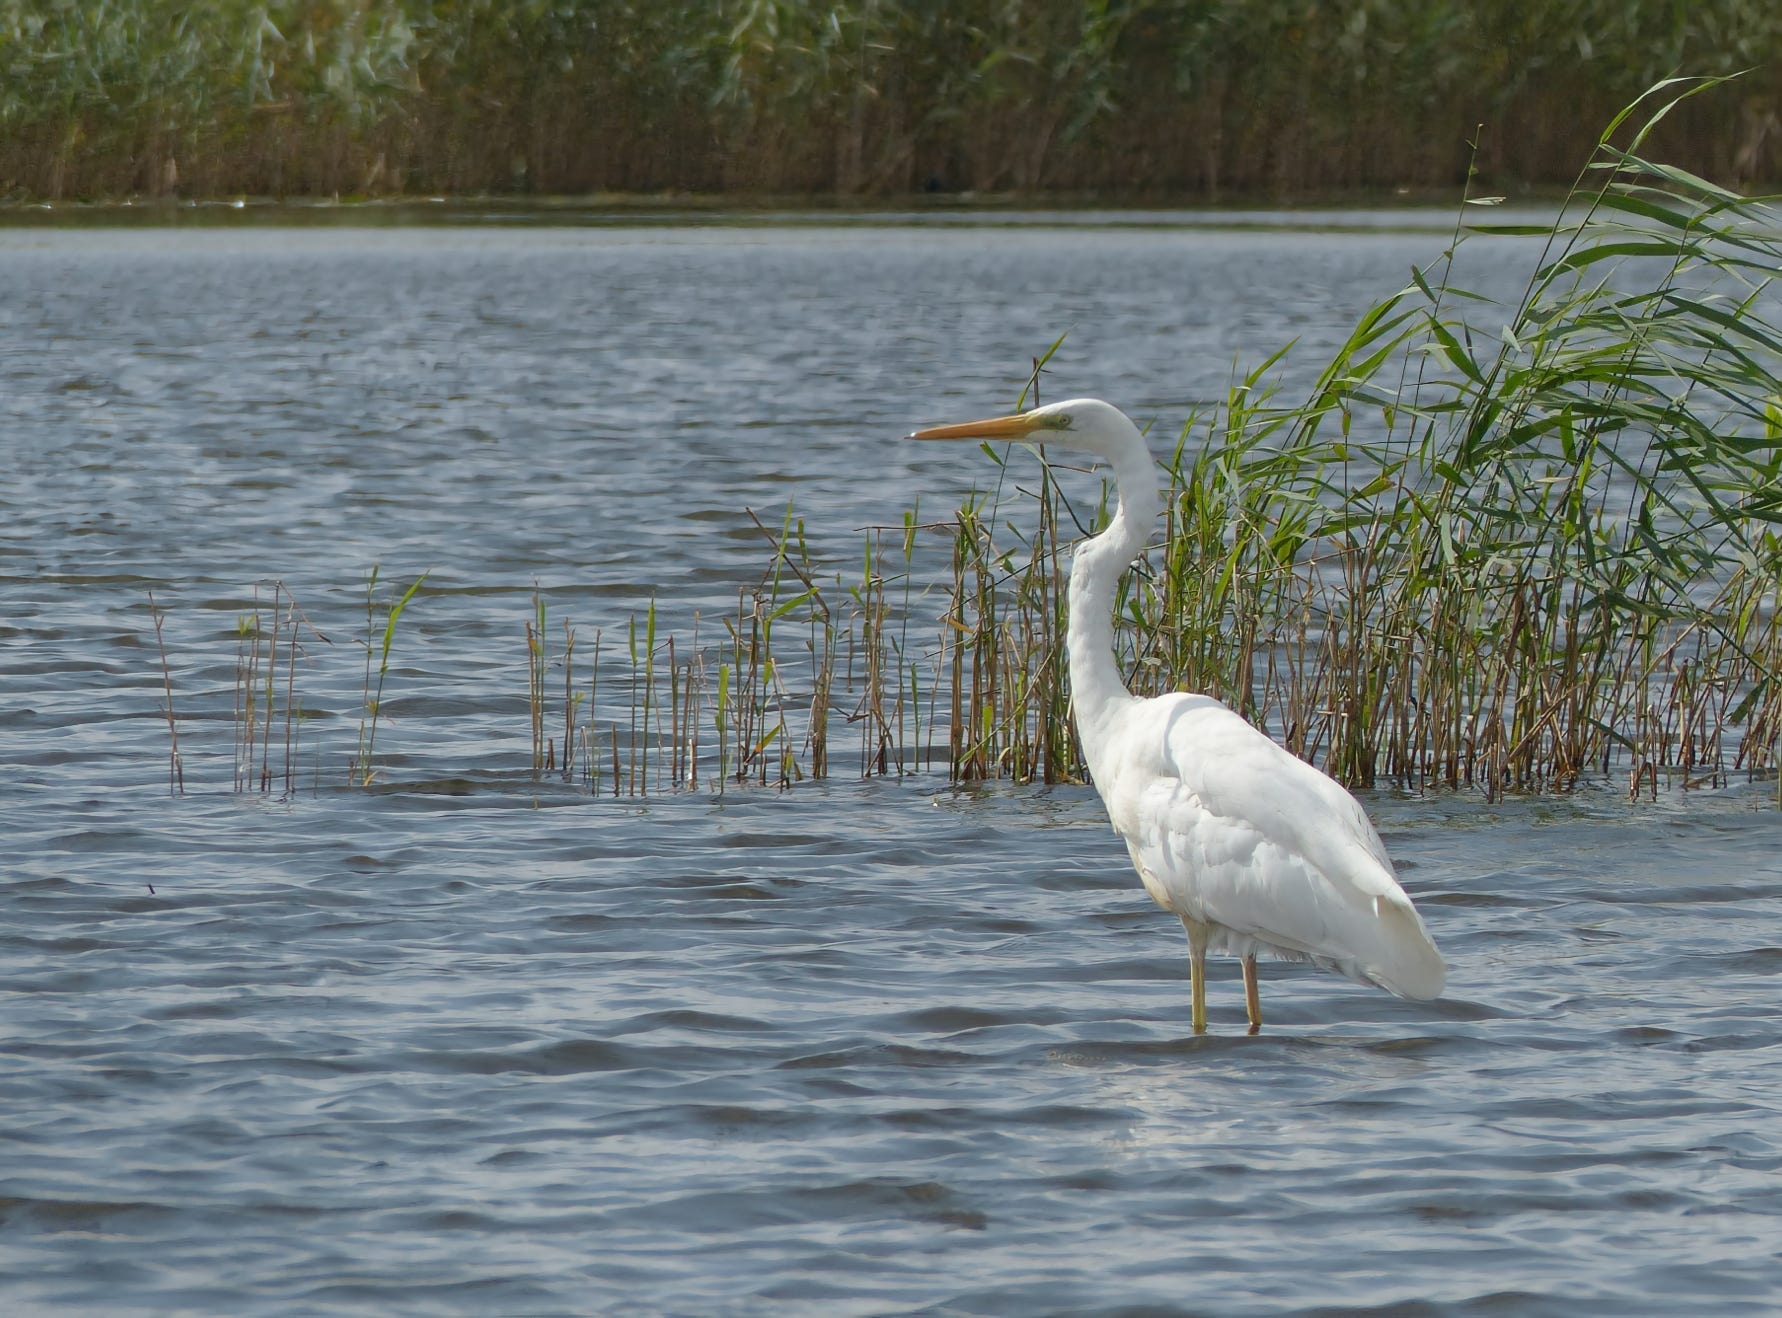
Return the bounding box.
[1242,954,1261,1035]
[1181,917,1210,1035]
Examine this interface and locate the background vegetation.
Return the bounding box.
[3,0,1780,202]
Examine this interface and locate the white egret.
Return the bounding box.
[909,398,1444,1034]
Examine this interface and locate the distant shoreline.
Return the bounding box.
[0,191,1573,230]
[3,5,1774,206]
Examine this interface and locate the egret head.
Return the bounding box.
[907,397,1139,459]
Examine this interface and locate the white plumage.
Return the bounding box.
[910,397,1444,1032]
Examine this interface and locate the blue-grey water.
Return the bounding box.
[4,216,1782,1316]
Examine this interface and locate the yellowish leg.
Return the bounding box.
[1181,918,1210,1035]
[1242,954,1261,1036]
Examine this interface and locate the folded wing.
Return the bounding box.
[1113,694,1445,999]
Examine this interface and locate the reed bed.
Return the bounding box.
[149,83,1782,803]
[1106,78,1782,800]
[5,2,1780,202]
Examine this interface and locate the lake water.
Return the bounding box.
[4,214,1781,1316]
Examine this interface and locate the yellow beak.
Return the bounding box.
[907,412,1042,442]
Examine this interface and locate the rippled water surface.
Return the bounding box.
[5,216,1782,1316]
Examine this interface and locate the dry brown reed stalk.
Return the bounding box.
[729,587,774,786]
[1730,595,1782,804]
[857,531,897,772]
[259,584,279,791]
[666,634,680,789]
[564,597,693,795]
[526,589,548,777]
[562,618,581,783]
[234,589,263,794]
[847,529,899,776]
[147,590,184,795]
[674,623,706,791]
[564,623,602,791]
[281,591,300,795]
[222,581,324,796]
[688,628,704,790]
[273,583,327,796]
[625,603,658,794]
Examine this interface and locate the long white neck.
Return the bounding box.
[1066,436,1161,782]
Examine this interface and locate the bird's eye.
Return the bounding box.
[1048,413,1074,431]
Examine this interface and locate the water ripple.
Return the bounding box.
[5,224,1782,1315]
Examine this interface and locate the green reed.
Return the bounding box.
[847,511,932,776]
[721,506,832,788]
[351,568,426,787]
